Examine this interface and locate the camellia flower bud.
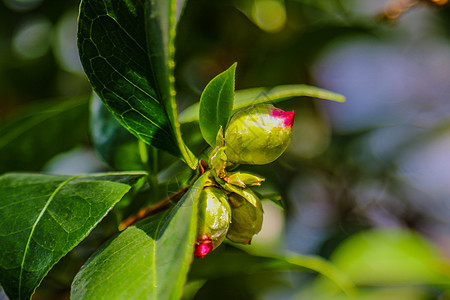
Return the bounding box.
[224,104,294,165]
[226,192,263,245]
[195,187,231,258]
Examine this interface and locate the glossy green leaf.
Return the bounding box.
[78,0,197,168]
[0,172,146,300]
[179,84,346,123]
[71,173,209,300]
[233,84,345,107]
[199,63,236,147]
[0,97,89,173]
[146,0,197,169]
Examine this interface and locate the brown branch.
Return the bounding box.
[119,186,189,230]
[378,0,447,22]
[119,159,210,230]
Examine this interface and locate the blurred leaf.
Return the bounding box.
[181,280,207,300]
[78,0,197,168]
[0,97,89,174]
[199,63,236,147]
[297,285,430,300]
[71,172,209,300]
[350,287,430,300]
[90,93,179,173]
[179,84,345,123]
[244,247,356,297]
[254,191,285,209]
[291,0,344,14]
[280,252,356,296]
[90,94,144,171]
[329,229,450,286]
[189,247,291,279]
[190,245,356,297]
[0,172,146,300]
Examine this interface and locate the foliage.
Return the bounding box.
[1,0,449,299]
[0,172,146,300]
[0,1,347,299]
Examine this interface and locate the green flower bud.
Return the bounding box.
[224,104,294,165]
[195,187,231,258]
[226,192,263,245]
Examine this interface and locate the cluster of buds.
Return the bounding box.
[194,104,294,258]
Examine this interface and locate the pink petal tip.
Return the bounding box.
[194,238,213,258]
[271,108,295,127]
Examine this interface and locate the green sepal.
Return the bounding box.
[219,182,263,210]
[210,147,228,179]
[224,172,265,188]
[216,126,225,147]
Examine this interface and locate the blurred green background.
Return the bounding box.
[1,0,449,299]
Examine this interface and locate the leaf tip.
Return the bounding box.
[337,94,346,103]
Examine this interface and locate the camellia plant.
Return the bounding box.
[0,0,351,299]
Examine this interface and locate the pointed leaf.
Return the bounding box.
[179,84,345,123]
[190,246,356,297]
[146,0,197,169]
[0,172,146,300]
[78,0,197,168]
[71,173,209,300]
[199,63,237,147]
[233,84,345,108]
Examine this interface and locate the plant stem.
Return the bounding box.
[138,140,159,199]
[119,186,189,230]
[138,140,149,166]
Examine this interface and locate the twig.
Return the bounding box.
[378,0,447,22]
[119,186,189,230]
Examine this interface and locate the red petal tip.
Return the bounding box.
[271,108,295,127]
[194,238,213,258]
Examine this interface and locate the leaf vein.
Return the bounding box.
[17,175,80,299]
